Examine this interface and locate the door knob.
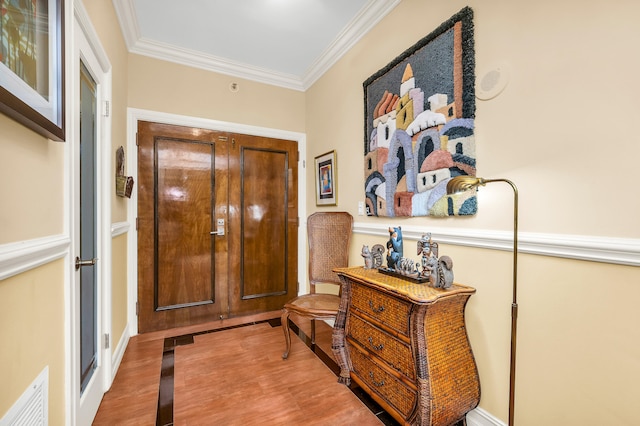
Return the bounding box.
[75,256,97,270]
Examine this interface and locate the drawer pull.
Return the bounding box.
[368,300,385,313]
[368,337,384,351]
[369,371,385,387]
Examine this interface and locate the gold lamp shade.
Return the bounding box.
[446,175,487,194]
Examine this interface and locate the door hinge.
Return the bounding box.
[297,151,300,162]
[136,302,139,315]
[104,333,110,349]
[296,217,300,227]
[136,132,139,146]
[136,217,139,230]
[102,100,110,117]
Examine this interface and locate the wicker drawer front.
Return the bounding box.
[350,346,416,419]
[347,313,415,380]
[350,282,411,336]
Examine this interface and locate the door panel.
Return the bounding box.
[228,134,298,315]
[137,123,298,332]
[138,122,229,333]
[156,139,215,309]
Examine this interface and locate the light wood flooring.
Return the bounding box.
[93,311,397,425]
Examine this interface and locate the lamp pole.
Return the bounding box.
[446,177,519,426]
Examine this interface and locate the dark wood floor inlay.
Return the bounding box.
[155,317,398,426]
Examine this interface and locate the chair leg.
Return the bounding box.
[281,309,292,360]
[311,318,316,345]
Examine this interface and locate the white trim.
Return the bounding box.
[302,0,401,89]
[110,326,130,381]
[112,0,400,91]
[69,2,114,424]
[467,407,504,426]
[126,108,307,336]
[111,222,130,238]
[1,224,636,287]
[354,222,640,267]
[0,235,70,281]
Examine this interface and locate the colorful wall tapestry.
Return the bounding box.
[363,7,476,217]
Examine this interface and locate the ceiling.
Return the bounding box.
[112,0,401,91]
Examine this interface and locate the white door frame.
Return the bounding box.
[67,2,113,424]
[126,108,307,336]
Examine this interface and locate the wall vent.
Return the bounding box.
[0,366,48,426]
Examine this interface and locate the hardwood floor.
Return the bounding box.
[93,311,397,425]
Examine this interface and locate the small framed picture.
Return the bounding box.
[314,150,337,206]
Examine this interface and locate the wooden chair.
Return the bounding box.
[281,211,353,359]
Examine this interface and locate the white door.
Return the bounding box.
[72,8,112,424]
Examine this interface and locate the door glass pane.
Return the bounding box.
[79,62,97,393]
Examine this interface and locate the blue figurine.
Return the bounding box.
[386,226,403,269]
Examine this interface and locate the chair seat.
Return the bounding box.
[284,293,340,318]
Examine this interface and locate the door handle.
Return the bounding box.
[210,218,225,236]
[75,256,97,270]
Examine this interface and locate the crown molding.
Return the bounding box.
[112,0,140,51]
[302,0,401,89]
[112,0,400,91]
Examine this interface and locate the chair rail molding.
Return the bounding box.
[0,235,70,281]
[112,221,130,238]
[354,222,640,267]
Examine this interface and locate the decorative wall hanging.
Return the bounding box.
[363,7,476,217]
[116,146,134,198]
[0,0,65,141]
[315,150,337,206]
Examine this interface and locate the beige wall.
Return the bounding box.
[0,114,65,244]
[0,260,65,425]
[110,234,129,353]
[0,0,130,423]
[0,31,66,426]
[127,54,306,133]
[308,0,640,424]
[82,0,130,224]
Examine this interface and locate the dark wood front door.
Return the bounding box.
[137,122,298,333]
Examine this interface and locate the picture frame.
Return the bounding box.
[0,0,65,141]
[314,150,337,206]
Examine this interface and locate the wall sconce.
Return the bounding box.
[447,176,519,426]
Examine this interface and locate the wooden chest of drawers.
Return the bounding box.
[332,267,480,426]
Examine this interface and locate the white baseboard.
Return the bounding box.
[467,407,505,426]
[109,324,130,389]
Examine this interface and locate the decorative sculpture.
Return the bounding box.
[361,244,385,269]
[417,233,438,278]
[424,254,454,289]
[374,231,454,288]
[386,226,403,269]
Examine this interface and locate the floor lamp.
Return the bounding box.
[446,176,519,426]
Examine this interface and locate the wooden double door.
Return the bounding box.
[137,121,298,333]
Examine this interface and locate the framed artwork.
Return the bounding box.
[0,0,65,141]
[363,7,475,217]
[314,150,337,206]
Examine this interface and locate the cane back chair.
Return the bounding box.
[281,211,353,359]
